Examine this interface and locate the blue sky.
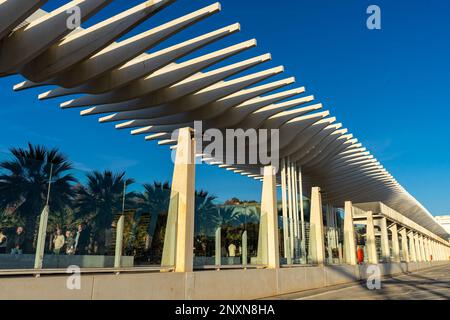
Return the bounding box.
[0,0,449,214]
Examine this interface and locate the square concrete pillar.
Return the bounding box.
[366,211,378,265]
[257,166,280,269]
[433,242,439,261]
[427,239,433,261]
[343,201,357,265]
[114,215,125,268]
[399,228,410,262]
[379,217,390,263]
[161,127,196,272]
[434,243,438,261]
[414,234,423,262]
[422,237,430,262]
[432,241,437,261]
[419,236,427,262]
[407,231,417,262]
[389,223,400,263]
[34,205,50,270]
[308,187,325,265]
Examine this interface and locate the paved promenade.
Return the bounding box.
[266,264,450,300]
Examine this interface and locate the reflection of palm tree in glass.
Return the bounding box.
[74,170,135,253]
[139,182,171,250]
[0,143,76,248]
[194,190,218,237]
[214,205,259,229]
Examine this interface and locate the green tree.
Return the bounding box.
[138,182,171,251]
[195,190,219,236]
[74,170,135,231]
[0,143,76,245]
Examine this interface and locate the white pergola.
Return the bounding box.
[0,0,448,242]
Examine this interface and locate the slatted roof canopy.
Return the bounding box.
[0,0,448,240]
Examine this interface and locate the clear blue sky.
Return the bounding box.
[0,0,449,214]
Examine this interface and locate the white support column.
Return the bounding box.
[34,205,50,270]
[408,231,417,262]
[242,231,248,267]
[215,227,221,267]
[379,217,390,263]
[436,242,442,261]
[422,236,430,262]
[420,235,427,262]
[298,165,306,262]
[366,211,378,265]
[414,233,423,262]
[435,243,438,261]
[258,165,280,269]
[420,236,427,262]
[114,214,125,269]
[428,239,434,261]
[399,228,410,262]
[309,187,325,265]
[427,239,433,261]
[343,201,357,265]
[434,242,439,261]
[280,158,289,259]
[291,162,299,257]
[438,244,444,261]
[432,241,437,261]
[286,158,294,259]
[161,127,196,272]
[389,223,400,263]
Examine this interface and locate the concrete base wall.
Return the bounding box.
[0,254,134,269]
[0,261,448,300]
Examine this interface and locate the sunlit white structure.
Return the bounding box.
[0,0,448,300]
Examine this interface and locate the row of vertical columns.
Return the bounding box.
[408,231,417,262]
[399,228,410,262]
[280,158,290,261]
[389,223,400,263]
[309,187,325,265]
[260,166,280,268]
[163,127,448,272]
[340,203,450,266]
[280,158,306,263]
[161,127,196,272]
[325,205,341,263]
[379,217,390,262]
[343,202,357,265]
[366,211,379,264]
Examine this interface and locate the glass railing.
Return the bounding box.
[0,150,178,271]
[194,202,262,269]
[0,153,48,270]
[279,216,309,266]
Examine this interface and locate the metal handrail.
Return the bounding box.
[0,266,174,277]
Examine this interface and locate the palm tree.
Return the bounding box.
[74,170,135,231]
[0,143,76,245]
[194,190,219,237]
[138,182,171,251]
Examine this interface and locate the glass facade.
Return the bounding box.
[194,202,261,268]
[0,150,177,270]
[1,148,446,272]
[279,197,310,265]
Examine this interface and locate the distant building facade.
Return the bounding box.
[435,216,450,239]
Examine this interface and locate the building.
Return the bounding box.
[435,216,450,237]
[0,0,449,300]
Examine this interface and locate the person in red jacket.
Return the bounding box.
[357,245,365,264]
